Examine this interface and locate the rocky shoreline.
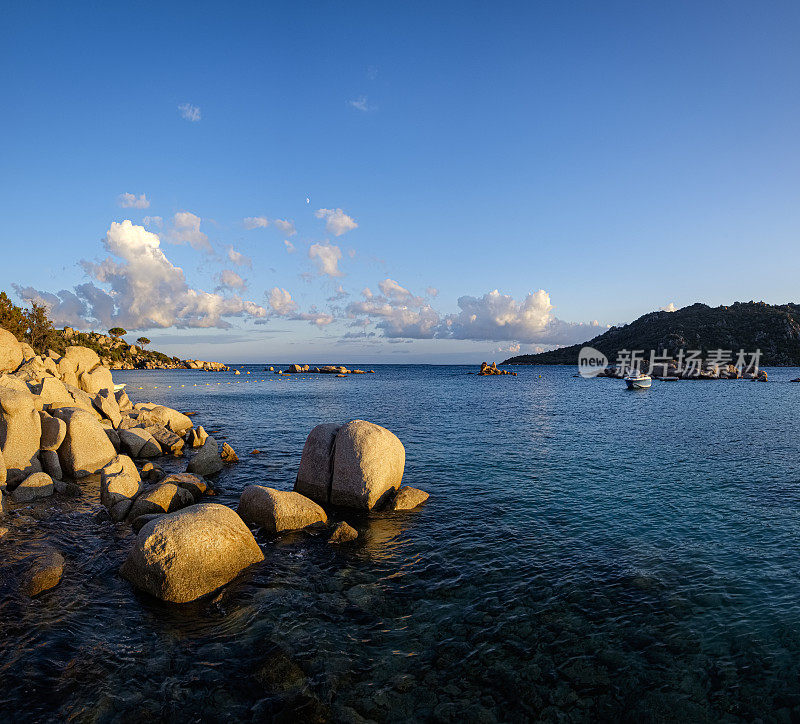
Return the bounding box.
[0,327,429,603]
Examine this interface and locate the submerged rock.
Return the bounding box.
[329,521,358,543]
[331,420,405,510]
[238,485,327,533]
[120,503,264,603]
[22,549,65,597]
[387,486,430,511]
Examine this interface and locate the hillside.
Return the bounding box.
[502,302,800,366]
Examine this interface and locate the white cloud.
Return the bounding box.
[143,215,163,228]
[661,302,677,312]
[348,95,374,112]
[309,242,344,277]
[266,287,334,327]
[226,245,252,268]
[268,287,298,315]
[243,216,269,229]
[314,208,358,236]
[426,286,439,297]
[16,221,266,330]
[168,211,211,252]
[178,103,201,122]
[118,193,150,209]
[217,269,247,291]
[327,285,349,302]
[284,240,296,254]
[346,284,599,345]
[272,219,297,236]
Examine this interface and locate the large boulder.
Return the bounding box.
[127,482,194,520]
[238,486,327,533]
[0,387,42,485]
[15,356,55,384]
[92,390,122,427]
[39,411,67,451]
[115,388,133,411]
[137,405,193,435]
[64,345,100,375]
[0,327,23,373]
[294,423,339,504]
[56,356,80,388]
[79,366,114,395]
[120,503,264,603]
[31,377,74,409]
[100,455,142,519]
[10,472,54,502]
[119,428,161,458]
[144,424,184,454]
[186,437,223,476]
[52,407,117,478]
[331,420,405,510]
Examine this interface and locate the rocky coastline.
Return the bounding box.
[0,326,428,603]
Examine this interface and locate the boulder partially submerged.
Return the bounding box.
[238,485,327,533]
[120,503,264,603]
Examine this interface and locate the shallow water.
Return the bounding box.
[3,364,800,722]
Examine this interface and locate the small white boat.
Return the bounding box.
[624,370,652,390]
[113,383,126,392]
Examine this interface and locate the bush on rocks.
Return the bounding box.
[120,503,264,603]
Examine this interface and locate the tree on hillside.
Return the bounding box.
[24,302,57,352]
[0,292,26,338]
[108,327,127,338]
[136,336,151,348]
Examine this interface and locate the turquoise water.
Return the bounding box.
[3,364,800,721]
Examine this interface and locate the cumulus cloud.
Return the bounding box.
[327,285,349,302]
[226,245,252,268]
[314,208,358,236]
[284,240,296,254]
[243,216,269,229]
[272,219,297,236]
[16,221,266,330]
[143,215,163,228]
[217,269,247,291]
[118,193,150,209]
[168,211,211,252]
[661,302,677,312]
[346,284,599,345]
[178,103,201,122]
[266,287,334,327]
[309,242,344,277]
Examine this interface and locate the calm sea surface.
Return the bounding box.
[3,364,800,722]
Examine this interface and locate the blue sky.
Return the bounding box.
[2,1,799,363]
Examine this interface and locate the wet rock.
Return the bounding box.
[238,486,327,533]
[161,472,208,501]
[127,482,194,520]
[119,428,161,458]
[329,521,358,543]
[187,426,208,448]
[294,423,339,504]
[100,455,142,517]
[10,472,54,502]
[131,513,162,533]
[386,486,430,511]
[253,648,307,694]
[331,420,405,510]
[52,407,117,478]
[186,436,223,476]
[221,442,239,463]
[120,503,264,603]
[22,549,64,596]
[0,387,43,486]
[54,479,81,496]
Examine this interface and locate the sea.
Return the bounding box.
[3,363,800,722]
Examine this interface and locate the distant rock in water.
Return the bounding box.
[502,301,800,366]
[476,362,517,376]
